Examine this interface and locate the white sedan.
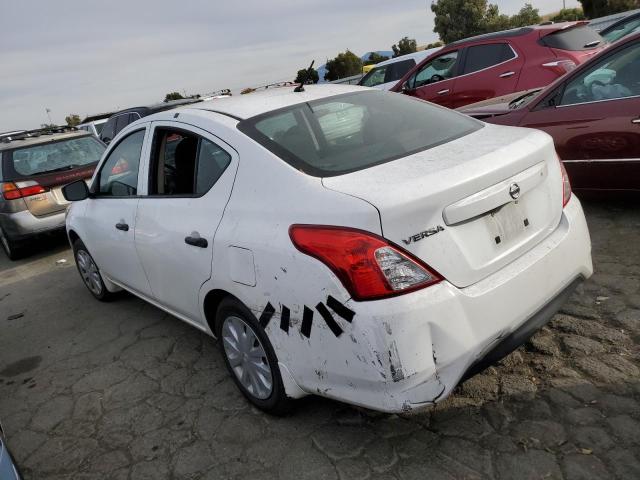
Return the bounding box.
[62,85,592,414]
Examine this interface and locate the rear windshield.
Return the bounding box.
[4,135,105,179]
[540,25,603,51]
[359,59,415,87]
[237,90,482,177]
[602,17,640,43]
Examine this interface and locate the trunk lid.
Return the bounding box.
[19,164,96,217]
[322,124,564,288]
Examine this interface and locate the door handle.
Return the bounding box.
[499,71,515,78]
[437,89,450,95]
[185,235,208,248]
[632,117,640,124]
[115,222,129,231]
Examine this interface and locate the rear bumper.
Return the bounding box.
[0,210,66,241]
[313,196,592,413]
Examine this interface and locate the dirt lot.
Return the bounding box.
[0,200,638,480]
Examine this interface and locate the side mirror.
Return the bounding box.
[401,81,412,93]
[62,180,90,202]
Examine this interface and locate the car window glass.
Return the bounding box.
[241,90,481,176]
[463,44,515,74]
[412,51,458,88]
[385,59,415,83]
[100,118,116,141]
[560,42,640,106]
[602,18,640,43]
[360,66,387,87]
[97,129,145,196]
[540,25,603,51]
[115,114,130,134]
[150,128,231,196]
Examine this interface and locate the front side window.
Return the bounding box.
[360,67,387,87]
[149,128,231,196]
[5,136,105,179]
[238,90,482,177]
[560,42,640,106]
[411,51,459,88]
[359,59,415,88]
[462,43,515,74]
[97,129,145,196]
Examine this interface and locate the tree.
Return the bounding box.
[164,91,184,102]
[65,114,81,127]
[391,37,417,57]
[364,52,390,65]
[509,3,541,27]
[294,67,319,84]
[579,0,638,18]
[432,0,542,44]
[40,123,57,129]
[552,8,586,22]
[324,50,363,81]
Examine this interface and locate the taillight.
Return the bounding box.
[542,59,576,76]
[2,181,48,200]
[289,225,442,301]
[559,159,572,207]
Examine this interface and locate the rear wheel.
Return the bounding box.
[216,297,292,415]
[73,239,113,301]
[0,227,21,261]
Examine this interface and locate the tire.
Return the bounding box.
[216,297,292,415]
[0,226,21,261]
[72,239,114,301]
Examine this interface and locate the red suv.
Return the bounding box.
[391,22,605,108]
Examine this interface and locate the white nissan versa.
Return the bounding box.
[63,85,592,414]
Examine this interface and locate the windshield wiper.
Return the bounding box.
[509,90,542,109]
[584,40,601,48]
[43,164,79,173]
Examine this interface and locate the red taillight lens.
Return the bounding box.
[2,182,48,200]
[289,225,442,301]
[559,159,572,207]
[542,59,576,76]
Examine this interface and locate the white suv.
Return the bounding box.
[63,85,592,414]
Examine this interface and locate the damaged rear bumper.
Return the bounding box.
[319,196,592,413]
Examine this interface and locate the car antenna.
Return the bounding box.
[294,60,315,92]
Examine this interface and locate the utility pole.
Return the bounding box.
[45,108,53,125]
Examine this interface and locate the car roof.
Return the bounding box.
[601,9,640,34]
[112,98,202,117]
[189,84,367,120]
[0,129,94,151]
[447,21,589,47]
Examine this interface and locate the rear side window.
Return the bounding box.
[238,90,482,177]
[100,118,116,142]
[540,25,603,51]
[463,43,515,74]
[115,114,131,135]
[4,136,105,179]
[149,128,231,196]
[384,59,415,83]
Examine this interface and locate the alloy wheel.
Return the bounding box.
[76,249,103,296]
[221,315,273,400]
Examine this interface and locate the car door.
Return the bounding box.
[519,40,640,192]
[134,122,238,323]
[402,50,460,107]
[450,42,524,108]
[82,127,153,296]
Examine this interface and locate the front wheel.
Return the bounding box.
[73,239,114,301]
[216,297,292,415]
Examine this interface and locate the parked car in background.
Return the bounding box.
[391,22,605,108]
[600,10,640,43]
[459,32,640,196]
[99,98,202,144]
[0,126,106,259]
[77,118,108,137]
[63,85,592,414]
[588,8,640,32]
[0,421,21,480]
[358,48,442,90]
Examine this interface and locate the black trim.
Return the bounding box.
[316,302,343,337]
[461,277,582,381]
[326,295,355,322]
[280,305,290,333]
[301,306,313,338]
[259,302,275,328]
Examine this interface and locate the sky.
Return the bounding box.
[0,0,579,131]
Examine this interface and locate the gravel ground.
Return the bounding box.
[0,199,638,480]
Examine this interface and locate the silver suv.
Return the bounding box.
[0,127,105,259]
